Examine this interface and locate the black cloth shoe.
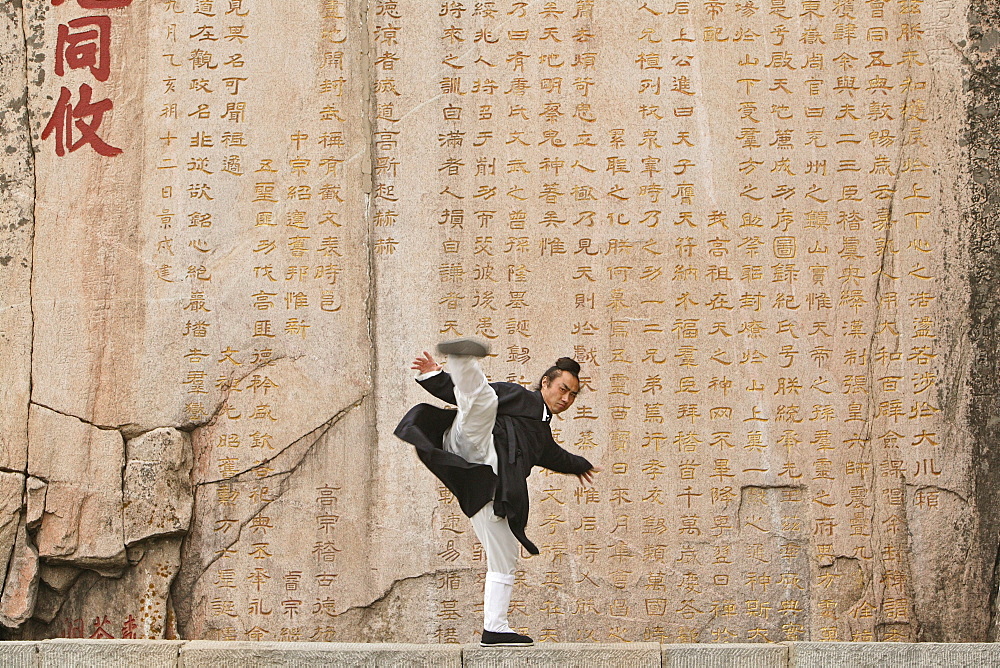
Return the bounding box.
[437,337,490,358]
[480,629,534,647]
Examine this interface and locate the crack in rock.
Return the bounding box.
[179,354,299,434]
[29,401,128,433]
[196,393,367,487]
[337,567,479,618]
[184,394,367,592]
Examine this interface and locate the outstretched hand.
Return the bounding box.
[411,351,441,375]
[577,465,603,485]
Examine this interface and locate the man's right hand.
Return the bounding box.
[411,351,441,375]
[577,465,603,485]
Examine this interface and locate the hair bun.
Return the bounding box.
[555,357,581,376]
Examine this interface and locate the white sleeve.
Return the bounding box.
[416,369,443,381]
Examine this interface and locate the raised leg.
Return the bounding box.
[441,354,499,472]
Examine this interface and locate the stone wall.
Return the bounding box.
[1,0,999,644]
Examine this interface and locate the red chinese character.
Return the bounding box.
[56,16,111,82]
[88,616,114,639]
[42,84,122,157]
[121,615,138,639]
[52,0,133,7]
[65,617,85,638]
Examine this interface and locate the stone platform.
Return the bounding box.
[0,641,998,667]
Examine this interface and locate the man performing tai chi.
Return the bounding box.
[395,338,602,646]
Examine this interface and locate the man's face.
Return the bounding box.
[541,370,580,415]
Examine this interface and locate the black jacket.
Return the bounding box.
[394,371,593,555]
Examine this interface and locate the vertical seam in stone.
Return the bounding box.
[18,0,36,419]
[361,0,380,611]
[118,431,127,566]
[857,59,915,641]
[4,0,38,624]
[0,521,19,616]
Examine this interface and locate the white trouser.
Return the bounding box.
[440,355,519,633]
[442,355,499,473]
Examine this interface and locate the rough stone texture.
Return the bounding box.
[30,564,81,625]
[29,587,64,627]
[464,643,660,668]
[787,642,1000,667]
[966,0,1000,644]
[663,643,788,667]
[180,641,462,668]
[0,0,996,646]
[37,564,78,595]
[123,428,193,546]
[25,477,45,530]
[37,639,182,668]
[0,472,26,595]
[0,0,35,477]
[14,537,183,640]
[26,405,125,574]
[0,518,40,628]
